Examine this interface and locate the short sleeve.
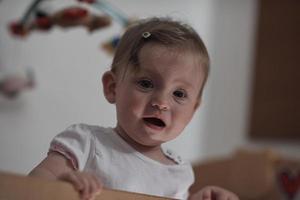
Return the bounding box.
[49,124,94,171]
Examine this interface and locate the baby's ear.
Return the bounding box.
[102,71,117,104]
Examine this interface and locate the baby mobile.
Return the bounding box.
[1,0,131,99]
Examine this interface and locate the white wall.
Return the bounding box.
[201,0,300,160]
[0,0,299,175]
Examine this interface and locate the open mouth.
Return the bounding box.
[143,117,166,128]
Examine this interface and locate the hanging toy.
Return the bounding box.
[5,0,133,99]
[8,0,112,37]
[8,0,135,55]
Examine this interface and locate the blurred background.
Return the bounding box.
[0,0,299,177]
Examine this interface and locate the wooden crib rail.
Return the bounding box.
[0,171,171,200]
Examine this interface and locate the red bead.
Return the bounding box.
[77,0,95,4]
[62,7,88,20]
[8,21,27,36]
[35,17,52,30]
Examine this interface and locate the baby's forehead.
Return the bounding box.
[129,49,204,84]
[140,42,200,56]
[137,44,204,72]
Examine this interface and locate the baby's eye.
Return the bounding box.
[173,89,187,99]
[137,79,154,90]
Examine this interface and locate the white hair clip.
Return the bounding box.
[142,32,151,38]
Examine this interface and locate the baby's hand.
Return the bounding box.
[189,186,239,200]
[58,171,102,200]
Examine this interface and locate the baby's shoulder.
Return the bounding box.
[62,123,113,140]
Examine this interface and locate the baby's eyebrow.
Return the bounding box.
[132,69,156,79]
[174,80,197,91]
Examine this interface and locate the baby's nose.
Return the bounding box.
[150,95,170,111]
[151,102,168,111]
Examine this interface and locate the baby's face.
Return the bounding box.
[114,43,205,149]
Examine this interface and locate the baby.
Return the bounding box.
[29,17,239,200]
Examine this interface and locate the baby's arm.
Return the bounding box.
[29,152,102,200]
[189,186,239,200]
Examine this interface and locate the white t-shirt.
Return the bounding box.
[49,123,194,199]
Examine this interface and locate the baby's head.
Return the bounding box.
[103,17,210,148]
[111,17,209,98]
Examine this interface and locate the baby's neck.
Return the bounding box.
[113,127,176,165]
[143,149,177,165]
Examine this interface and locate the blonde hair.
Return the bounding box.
[111,17,210,97]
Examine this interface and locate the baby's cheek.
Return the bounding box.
[174,110,194,127]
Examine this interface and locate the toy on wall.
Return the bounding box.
[9,1,112,37]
